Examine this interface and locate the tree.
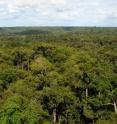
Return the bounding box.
[11,47,34,71]
[41,86,79,124]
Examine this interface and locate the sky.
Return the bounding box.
[0,0,117,27]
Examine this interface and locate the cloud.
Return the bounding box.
[0,0,117,26]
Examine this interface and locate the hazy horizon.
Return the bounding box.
[0,25,117,28]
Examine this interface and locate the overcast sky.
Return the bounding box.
[0,0,117,27]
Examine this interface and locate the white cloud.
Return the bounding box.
[0,0,117,26]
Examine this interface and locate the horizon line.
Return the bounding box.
[0,26,117,28]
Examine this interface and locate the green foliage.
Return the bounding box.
[30,56,53,75]
[0,27,117,124]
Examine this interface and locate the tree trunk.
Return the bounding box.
[65,112,68,124]
[27,58,30,72]
[98,92,101,98]
[93,119,95,124]
[86,88,88,97]
[104,102,117,114]
[113,101,117,114]
[59,115,62,124]
[53,108,57,123]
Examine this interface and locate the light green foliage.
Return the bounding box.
[30,56,53,75]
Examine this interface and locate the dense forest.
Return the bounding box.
[0,27,117,124]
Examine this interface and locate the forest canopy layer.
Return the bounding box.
[0,27,117,124]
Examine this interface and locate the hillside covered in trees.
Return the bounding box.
[0,27,117,124]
